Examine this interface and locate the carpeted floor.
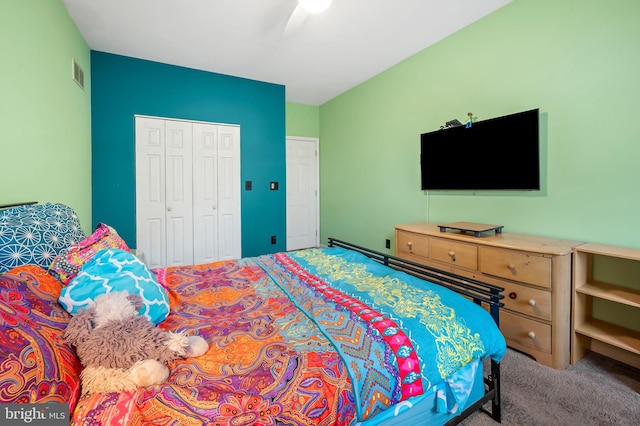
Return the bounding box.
[459,349,640,426]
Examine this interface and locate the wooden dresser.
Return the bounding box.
[395,222,583,369]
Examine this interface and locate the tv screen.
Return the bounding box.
[420,108,540,191]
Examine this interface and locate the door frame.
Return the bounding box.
[286,136,320,250]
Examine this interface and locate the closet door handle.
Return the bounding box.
[167,206,173,212]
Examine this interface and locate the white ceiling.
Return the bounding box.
[62,0,511,106]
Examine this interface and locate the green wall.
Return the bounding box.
[0,0,91,231]
[318,0,640,251]
[286,102,320,138]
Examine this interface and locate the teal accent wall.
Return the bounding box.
[1,0,91,231]
[91,52,286,256]
[318,0,640,251]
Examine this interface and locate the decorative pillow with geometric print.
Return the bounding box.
[49,223,130,285]
[59,248,170,325]
[0,203,86,274]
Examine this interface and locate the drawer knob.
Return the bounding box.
[509,292,517,299]
[407,241,413,251]
[528,331,536,339]
[507,264,516,271]
[528,299,536,307]
[448,251,456,261]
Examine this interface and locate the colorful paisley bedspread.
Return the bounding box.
[70,247,505,426]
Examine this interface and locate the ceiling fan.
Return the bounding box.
[284,0,333,36]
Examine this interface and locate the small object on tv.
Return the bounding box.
[445,119,463,128]
[465,112,477,128]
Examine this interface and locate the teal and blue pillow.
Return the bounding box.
[59,249,169,325]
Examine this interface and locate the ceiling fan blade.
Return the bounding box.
[283,5,308,36]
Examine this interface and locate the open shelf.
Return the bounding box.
[574,319,640,356]
[572,243,640,367]
[575,281,640,308]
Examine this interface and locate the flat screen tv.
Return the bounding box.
[420,108,540,191]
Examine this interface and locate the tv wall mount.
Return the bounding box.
[438,222,504,237]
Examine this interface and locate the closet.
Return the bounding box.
[135,116,241,269]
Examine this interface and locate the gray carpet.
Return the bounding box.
[459,349,640,426]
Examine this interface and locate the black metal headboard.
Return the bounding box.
[0,201,37,210]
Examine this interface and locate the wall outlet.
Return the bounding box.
[270,181,279,190]
[271,235,277,244]
[245,180,252,190]
[385,239,391,249]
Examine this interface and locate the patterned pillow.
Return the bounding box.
[0,203,86,274]
[58,249,170,325]
[49,223,130,285]
[0,265,82,411]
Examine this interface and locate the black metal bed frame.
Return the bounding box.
[0,201,37,210]
[327,238,504,424]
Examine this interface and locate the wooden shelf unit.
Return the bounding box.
[395,222,583,369]
[572,243,640,369]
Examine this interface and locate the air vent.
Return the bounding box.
[72,58,84,89]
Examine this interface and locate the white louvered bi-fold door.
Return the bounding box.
[136,117,240,269]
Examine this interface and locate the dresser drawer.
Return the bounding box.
[454,268,552,321]
[430,237,478,270]
[479,246,552,288]
[396,231,429,259]
[397,252,453,273]
[500,310,552,354]
[501,281,551,321]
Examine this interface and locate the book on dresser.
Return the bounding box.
[395,222,584,369]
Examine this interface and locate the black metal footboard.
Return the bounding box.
[327,237,504,423]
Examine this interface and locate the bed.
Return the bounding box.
[0,203,506,425]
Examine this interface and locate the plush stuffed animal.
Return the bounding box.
[64,291,209,395]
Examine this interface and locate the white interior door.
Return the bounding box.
[137,116,241,268]
[135,117,167,269]
[216,125,241,260]
[192,122,219,264]
[286,136,319,250]
[164,120,193,266]
[192,123,241,263]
